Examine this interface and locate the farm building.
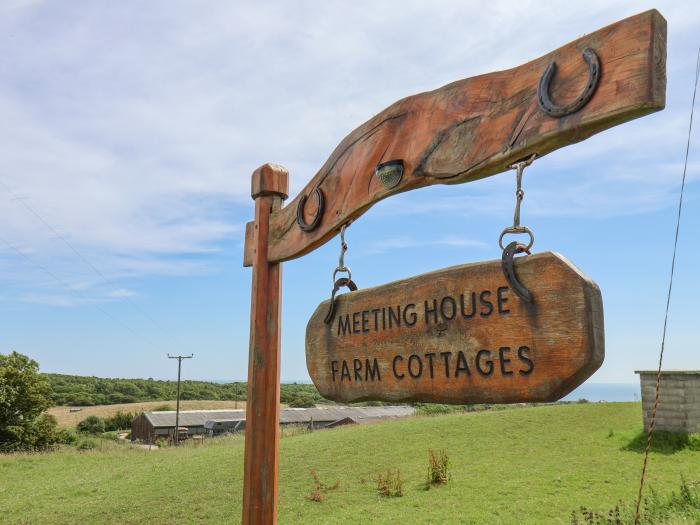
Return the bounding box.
[204,406,416,436]
[131,406,415,442]
[636,370,700,433]
[131,409,244,442]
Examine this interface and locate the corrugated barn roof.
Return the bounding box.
[145,409,245,428]
[142,406,415,428]
[279,406,415,424]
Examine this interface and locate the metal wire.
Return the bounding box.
[0,234,160,350]
[634,47,700,524]
[0,178,171,337]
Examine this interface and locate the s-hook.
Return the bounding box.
[324,224,358,324]
[499,154,537,303]
[502,241,532,303]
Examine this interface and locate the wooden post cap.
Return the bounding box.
[251,163,289,200]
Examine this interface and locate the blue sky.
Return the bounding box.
[1,1,699,384]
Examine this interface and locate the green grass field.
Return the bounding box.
[1,402,699,524]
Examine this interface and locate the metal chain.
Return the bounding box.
[333,223,351,282]
[325,223,357,325]
[511,155,535,228]
[499,153,537,251]
[634,47,700,524]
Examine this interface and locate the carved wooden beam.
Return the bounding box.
[243,9,666,267]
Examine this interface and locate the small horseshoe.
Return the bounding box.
[324,277,358,324]
[296,187,324,232]
[501,241,533,303]
[538,48,600,118]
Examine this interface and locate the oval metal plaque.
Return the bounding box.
[306,252,604,404]
[374,159,404,189]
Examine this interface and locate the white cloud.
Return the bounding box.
[19,292,83,308]
[107,288,136,299]
[0,0,698,305]
[364,235,487,254]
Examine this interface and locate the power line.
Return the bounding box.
[0,234,159,350]
[0,178,170,335]
[634,47,700,523]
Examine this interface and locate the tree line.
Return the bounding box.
[2,351,332,452]
[45,373,328,407]
[1,352,73,452]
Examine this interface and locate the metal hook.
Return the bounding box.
[501,241,533,303]
[324,223,358,324]
[324,277,358,324]
[296,187,324,232]
[538,48,600,118]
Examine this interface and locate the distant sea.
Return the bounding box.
[562,383,639,402]
[213,380,640,403]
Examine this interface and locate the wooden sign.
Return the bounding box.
[306,253,604,404]
[242,10,664,523]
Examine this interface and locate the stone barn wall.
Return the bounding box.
[636,371,700,433]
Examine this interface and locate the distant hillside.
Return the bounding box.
[44,373,326,407]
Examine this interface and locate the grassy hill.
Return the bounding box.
[2,403,699,524]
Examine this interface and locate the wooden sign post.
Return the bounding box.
[242,10,666,524]
[243,164,287,525]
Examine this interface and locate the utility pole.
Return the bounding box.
[167,353,193,446]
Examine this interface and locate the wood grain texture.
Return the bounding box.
[251,163,289,200]
[243,9,666,267]
[306,253,604,404]
[242,165,287,525]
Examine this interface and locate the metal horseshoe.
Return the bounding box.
[296,187,324,232]
[538,48,600,118]
[501,241,533,303]
[324,277,358,324]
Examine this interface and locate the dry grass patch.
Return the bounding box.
[47,400,249,427]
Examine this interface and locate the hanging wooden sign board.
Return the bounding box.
[241,10,665,523]
[306,252,603,404]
